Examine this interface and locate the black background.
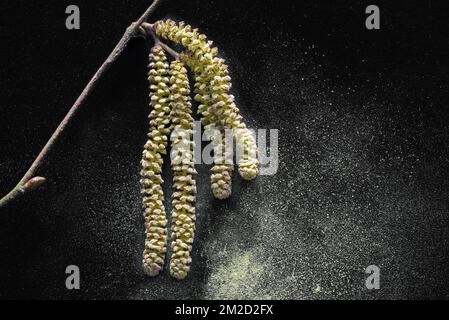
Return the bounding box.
[0,0,448,299]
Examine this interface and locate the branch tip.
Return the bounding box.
[23,177,47,192]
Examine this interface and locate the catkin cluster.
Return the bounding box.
[140,19,259,279]
[155,20,259,194]
[141,45,171,276]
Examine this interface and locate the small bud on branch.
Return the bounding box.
[23,177,47,192]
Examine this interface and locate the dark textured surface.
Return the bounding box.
[0,0,448,299]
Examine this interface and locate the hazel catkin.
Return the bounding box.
[168,60,197,279]
[141,45,171,277]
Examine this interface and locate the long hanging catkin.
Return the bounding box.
[154,20,259,183]
[141,45,171,276]
[168,60,197,279]
[192,69,233,199]
[186,49,234,199]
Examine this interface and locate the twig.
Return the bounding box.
[142,23,180,59]
[0,0,165,208]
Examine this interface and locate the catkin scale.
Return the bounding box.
[155,20,259,184]
[141,45,171,276]
[168,60,197,279]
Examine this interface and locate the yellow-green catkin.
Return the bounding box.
[168,60,197,279]
[155,20,259,189]
[192,69,234,199]
[141,45,171,276]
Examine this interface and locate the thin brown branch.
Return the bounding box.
[141,23,180,59]
[0,0,165,209]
